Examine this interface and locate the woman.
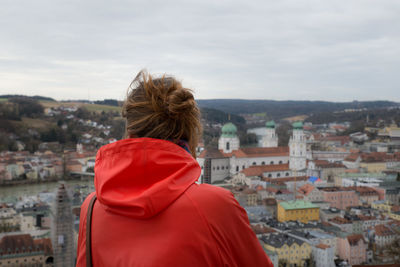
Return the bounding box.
[76,71,272,267]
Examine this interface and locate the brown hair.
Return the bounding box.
[122,71,202,158]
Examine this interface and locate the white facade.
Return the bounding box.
[197,157,230,184]
[304,188,324,202]
[312,245,335,267]
[289,128,307,171]
[261,128,278,147]
[218,136,240,153]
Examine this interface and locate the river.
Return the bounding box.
[0,179,95,203]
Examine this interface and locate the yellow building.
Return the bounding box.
[277,200,319,223]
[262,233,312,266]
[389,212,400,220]
[359,161,386,173]
[372,201,392,213]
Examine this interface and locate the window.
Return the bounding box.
[277,173,281,177]
[252,162,256,165]
[270,161,274,164]
[268,174,272,178]
[236,166,239,172]
[262,161,265,165]
[221,166,224,170]
[217,166,220,170]
[226,142,230,151]
[242,165,245,170]
[279,160,283,164]
[286,172,289,176]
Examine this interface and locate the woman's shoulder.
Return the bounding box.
[184,183,241,216]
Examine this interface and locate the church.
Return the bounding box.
[197,121,308,184]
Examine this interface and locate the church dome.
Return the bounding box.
[266,120,276,129]
[221,122,237,137]
[292,121,304,130]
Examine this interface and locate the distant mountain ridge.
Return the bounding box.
[196,99,400,119]
[2,94,398,121]
[0,95,55,101]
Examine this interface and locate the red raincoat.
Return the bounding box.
[76,138,272,267]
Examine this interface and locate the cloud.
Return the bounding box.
[0,0,399,101]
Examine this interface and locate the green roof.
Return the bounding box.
[266,120,275,128]
[292,121,303,130]
[221,122,237,137]
[279,200,319,210]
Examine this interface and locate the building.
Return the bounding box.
[373,224,396,249]
[52,183,74,267]
[277,200,319,223]
[198,121,307,183]
[232,188,258,207]
[262,233,312,267]
[312,243,335,267]
[307,160,346,182]
[337,234,367,266]
[351,187,380,205]
[261,121,278,147]
[289,122,307,171]
[0,234,53,266]
[297,184,323,202]
[198,149,230,184]
[320,187,359,210]
[0,206,19,233]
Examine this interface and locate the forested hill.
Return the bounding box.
[196,99,400,118]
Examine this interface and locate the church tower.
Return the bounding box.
[218,122,240,153]
[289,121,307,171]
[261,120,278,147]
[52,183,74,267]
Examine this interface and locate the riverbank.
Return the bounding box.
[0,175,93,187]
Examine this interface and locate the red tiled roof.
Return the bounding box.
[374,224,394,237]
[316,243,330,249]
[298,184,315,196]
[222,147,289,158]
[198,149,227,158]
[0,234,36,255]
[357,215,376,221]
[392,206,400,212]
[263,176,309,184]
[346,186,379,196]
[251,224,276,234]
[344,153,360,162]
[314,160,346,168]
[347,234,365,246]
[242,163,290,177]
[34,238,53,255]
[329,216,351,224]
[361,152,400,163]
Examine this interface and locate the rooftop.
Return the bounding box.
[241,163,290,177]
[279,200,319,210]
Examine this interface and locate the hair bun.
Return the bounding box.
[166,89,196,118]
[123,70,202,158]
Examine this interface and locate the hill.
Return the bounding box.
[196,99,400,119]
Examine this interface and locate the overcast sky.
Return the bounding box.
[0,0,399,101]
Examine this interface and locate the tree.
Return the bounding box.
[9,97,43,117]
[75,107,91,119]
[276,121,291,146]
[386,237,400,263]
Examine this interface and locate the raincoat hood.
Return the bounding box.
[94,138,201,219]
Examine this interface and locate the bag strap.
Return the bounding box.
[86,194,97,267]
